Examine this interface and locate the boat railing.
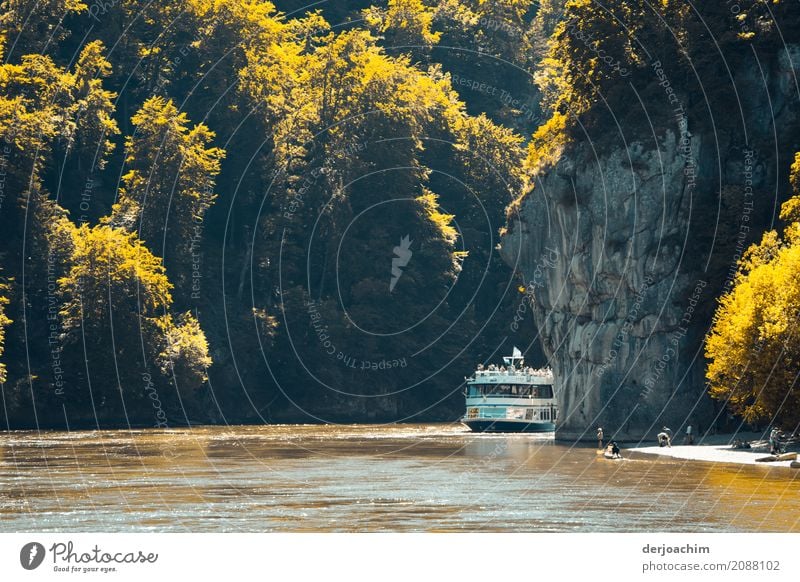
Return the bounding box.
[467,394,555,400]
[469,368,554,380]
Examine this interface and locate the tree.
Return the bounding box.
[108,96,224,269]
[706,153,800,429]
[58,223,173,331]
[0,0,85,58]
[57,222,212,421]
[363,0,441,49]
[69,40,119,170]
[156,311,212,390]
[0,278,10,384]
[453,113,527,222]
[0,40,118,203]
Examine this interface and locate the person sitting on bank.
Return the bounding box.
[610,441,621,458]
[657,431,671,447]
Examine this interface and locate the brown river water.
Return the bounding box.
[1,424,798,532]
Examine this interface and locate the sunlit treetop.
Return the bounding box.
[0,40,118,172]
[363,0,442,47]
[108,96,224,251]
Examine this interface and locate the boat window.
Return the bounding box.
[472,384,552,397]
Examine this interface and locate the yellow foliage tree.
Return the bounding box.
[0,278,10,384]
[363,0,442,48]
[0,40,118,177]
[108,96,224,259]
[57,223,212,399]
[58,223,173,327]
[706,153,800,428]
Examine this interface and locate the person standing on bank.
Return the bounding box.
[686,424,693,445]
[769,427,782,455]
[597,427,604,450]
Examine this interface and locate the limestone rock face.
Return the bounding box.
[501,47,800,441]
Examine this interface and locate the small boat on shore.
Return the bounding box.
[756,452,798,463]
[756,455,779,462]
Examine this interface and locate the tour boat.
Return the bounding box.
[462,348,557,433]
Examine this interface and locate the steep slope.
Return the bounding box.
[502,3,800,439]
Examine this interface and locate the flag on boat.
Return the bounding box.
[512,346,522,358]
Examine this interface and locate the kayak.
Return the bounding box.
[778,452,797,461]
[790,461,800,469]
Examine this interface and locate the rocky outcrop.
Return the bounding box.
[502,46,800,441]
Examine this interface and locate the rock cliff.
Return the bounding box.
[502,46,800,441]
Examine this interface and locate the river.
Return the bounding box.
[1,424,798,532]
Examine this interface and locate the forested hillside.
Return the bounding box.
[0,0,546,427]
[2,1,799,433]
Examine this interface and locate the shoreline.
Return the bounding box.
[627,431,799,468]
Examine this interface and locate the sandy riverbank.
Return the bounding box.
[628,432,799,468]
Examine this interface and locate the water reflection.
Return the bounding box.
[1,424,798,532]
